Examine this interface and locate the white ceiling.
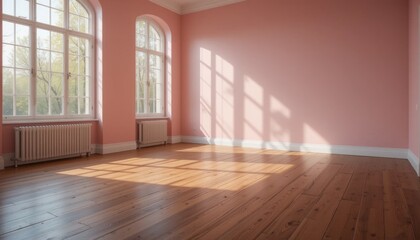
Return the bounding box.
[150,0,246,15]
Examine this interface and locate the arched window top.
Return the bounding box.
[2,0,93,35]
[136,17,164,53]
[69,0,92,34]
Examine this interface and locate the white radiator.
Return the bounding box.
[138,120,167,147]
[14,124,91,167]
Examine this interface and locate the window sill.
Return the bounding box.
[136,116,169,122]
[2,118,99,125]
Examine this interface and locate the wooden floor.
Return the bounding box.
[0,144,419,240]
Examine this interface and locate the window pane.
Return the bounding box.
[69,14,79,32]
[69,36,78,55]
[3,0,30,19]
[79,76,87,96]
[16,0,30,19]
[156,100,162,113]
[37,49,50,71]
[149,99,156,113]
[36,97,49,114]
[37,29,50,50]
[138,99,145,114]
[51,52,63,73]
[3,21,14,44]
[68,76,77,96]
[51,73,63,96]
[3,68,14,94]
[15,46,30,68]
[36,4,50,25]
[69,54,78,74]
[37,0,49,6]
[36,71,50,96]
[137,81,145,99]
[3,0,14,16]
[149,26,162,52]
[69,0,90,33]
[79,97,87,114]
[80,39,88,56]
[136,20,146,35]
[16,96,29,115]
[51,32,63,52]
[69,0,78,14]
[149,54,162,70]
[51,9,64,28]
[80,17,88,33]
[16,69,30,95]
[79,5,89,18]
[3,44,15,67]
[149,69,159,83]
[136,20,146,48]
[149,81,156,99]
[69,97,78,114]
[79,57,86,75]
[3,95,13,115]
[51,0,64,10]
[155,83,162,100]
[50,97,62,114]
[136,51,146,68]
[16,24,30,47]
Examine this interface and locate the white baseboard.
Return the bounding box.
[95,141,137,154]
[408,150,420,176]
[3,153,13,167]
[168,136,182,144]
[181,136,408,159]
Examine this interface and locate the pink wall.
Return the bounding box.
[409,0,420,158]
[181,0,409,148]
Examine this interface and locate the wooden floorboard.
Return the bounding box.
[0,143,419,240]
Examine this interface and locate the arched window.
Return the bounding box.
[2,0,94,120]
[135,17,164,117]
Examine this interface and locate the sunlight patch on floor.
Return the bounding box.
[56,159,294,191]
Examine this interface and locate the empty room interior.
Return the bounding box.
[1,0,420,239]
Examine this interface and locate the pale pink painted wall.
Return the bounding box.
[96,0,181,145]
[409,0,420,158]
[181,0,409,148]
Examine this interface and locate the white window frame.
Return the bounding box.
[136,17,165,118]
[2,0,95,122]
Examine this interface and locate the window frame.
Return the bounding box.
[2,0,95,122]
[135,17,165,118]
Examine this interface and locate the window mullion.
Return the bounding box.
[30,12,37,117]
[64,33,69,116]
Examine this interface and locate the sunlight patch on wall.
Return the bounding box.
[200,48,213,137]
[216,54,235,139]
[244,75,263,139]
[303,123,329,145]
[270,95,291,141]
